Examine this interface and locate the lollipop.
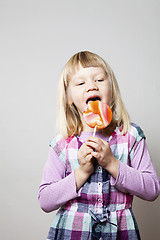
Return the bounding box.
[83,100,112,136]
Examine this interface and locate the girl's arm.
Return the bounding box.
[38,147,81,213]
[75,141,95,191]
[110,138,160,201]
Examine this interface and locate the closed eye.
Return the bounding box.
[96,79,104,82]
[77,82,85,86]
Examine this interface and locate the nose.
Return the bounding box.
[86,81,98,92]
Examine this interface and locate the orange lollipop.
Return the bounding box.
[83,100,112,136]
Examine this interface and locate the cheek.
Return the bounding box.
[68,92,80,108]
[107,89,112,101]
[107,82,112,101]
[67,89,73,105]
[67,85,77,104]
[103,84,111,103]
[68,86,82,103]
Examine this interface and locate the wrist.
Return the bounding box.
[74,167,91,191]
[76,167,91,180]
[105,156,119,179]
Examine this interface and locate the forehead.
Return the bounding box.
[71,66,107,81]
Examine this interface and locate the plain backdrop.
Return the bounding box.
[0,0,160,239]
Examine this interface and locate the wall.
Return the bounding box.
[0,0,159,239]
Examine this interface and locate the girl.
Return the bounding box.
[38,51,160,240]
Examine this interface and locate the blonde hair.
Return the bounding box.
[56,51,130,138]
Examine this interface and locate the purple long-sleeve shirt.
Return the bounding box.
[38,131,160,213]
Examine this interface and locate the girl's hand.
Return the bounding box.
[75,142,95,191]
[77,142,95,176]
[86,137,119,179]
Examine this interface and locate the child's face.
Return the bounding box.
[68,66,111,131]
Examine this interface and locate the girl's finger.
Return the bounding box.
[87,136,103,144]
[86,138,104,151]
[86,154,93,161]
[87,137,109,147]
[91,151,101,159]
[79,144,93,157]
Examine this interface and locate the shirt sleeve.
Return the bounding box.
[110,138,160,201]
[38,147,81,213]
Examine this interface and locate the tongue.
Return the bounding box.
[87,98,101,105]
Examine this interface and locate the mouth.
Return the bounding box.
[86,96,101,105]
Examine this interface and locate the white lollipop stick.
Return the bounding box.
[93,125,97,137]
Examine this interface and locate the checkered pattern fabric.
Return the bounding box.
[47,124,144,239]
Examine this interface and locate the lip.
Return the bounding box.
[86,95,101,104]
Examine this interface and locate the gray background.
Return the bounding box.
[1,0,160,239]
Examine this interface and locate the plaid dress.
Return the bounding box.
[47,124,144,240]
